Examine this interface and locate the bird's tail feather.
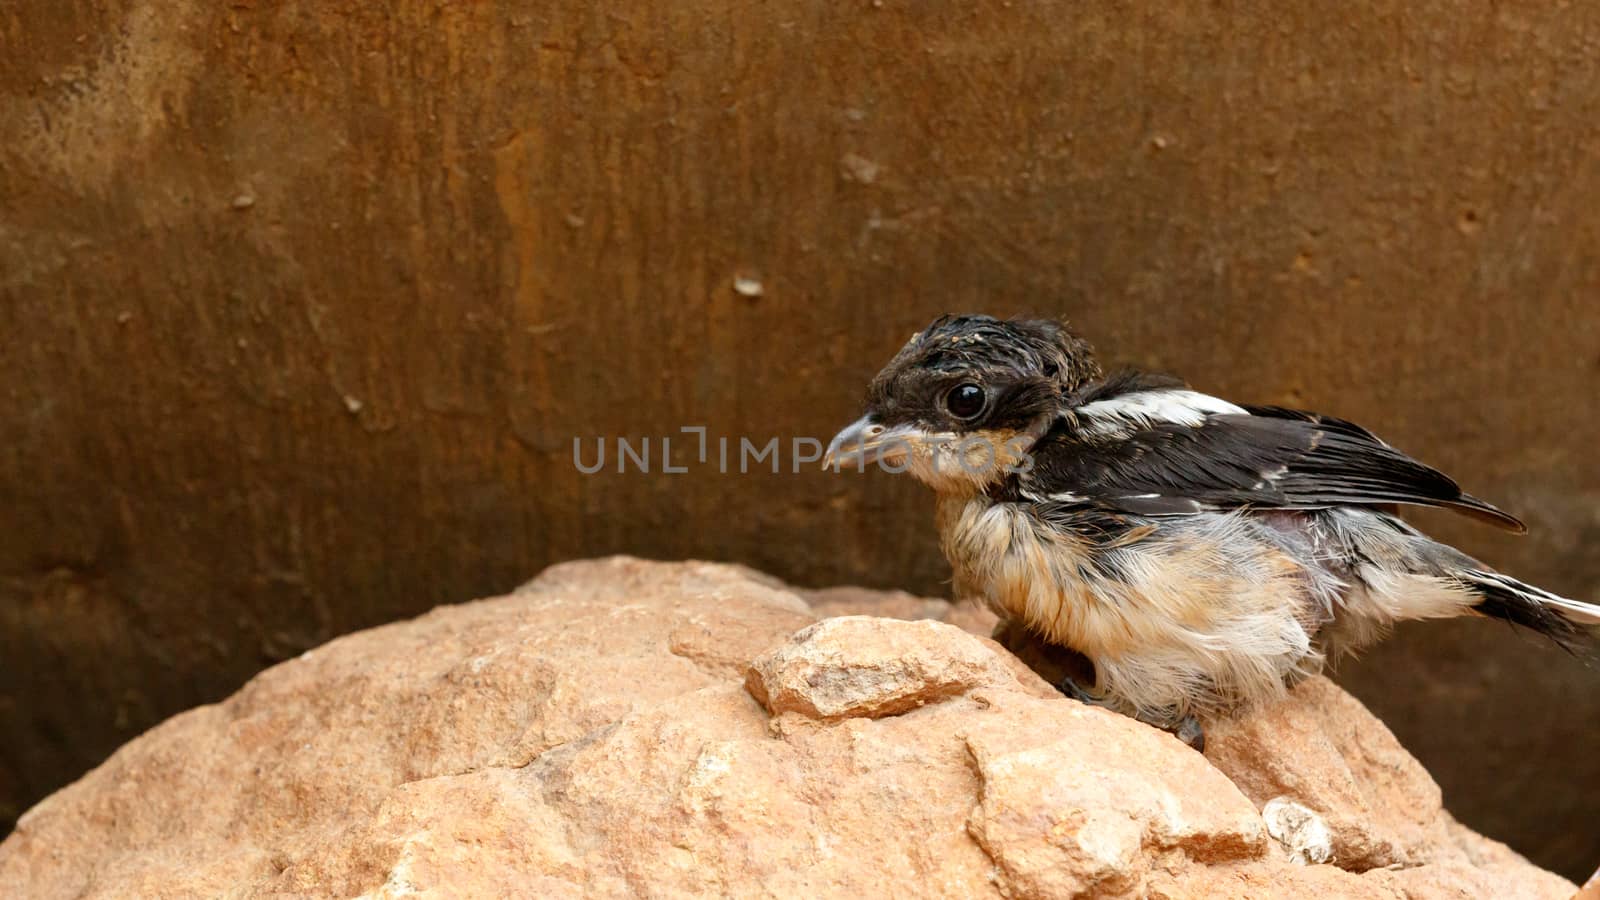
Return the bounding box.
[1459,569,1600,651]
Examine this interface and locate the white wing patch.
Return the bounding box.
[1076,389,1247,434]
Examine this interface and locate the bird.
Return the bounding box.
[822,314,1598,748]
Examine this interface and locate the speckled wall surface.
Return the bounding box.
[3,0,1596,879]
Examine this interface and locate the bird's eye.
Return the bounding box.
[945,383,986,420]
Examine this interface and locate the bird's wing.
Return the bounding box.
[1011,381,1525,533]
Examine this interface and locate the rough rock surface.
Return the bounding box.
[0,557,1576,898]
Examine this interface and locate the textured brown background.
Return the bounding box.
[2,0,1597,880]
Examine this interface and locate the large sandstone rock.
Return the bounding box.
[0,557,1576,898]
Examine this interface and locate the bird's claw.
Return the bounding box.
[1172,715,1206,753]
[1056,674,1205,752]
[1055,674,1112,707]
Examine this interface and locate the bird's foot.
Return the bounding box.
[1054,674,1113,708]
[1171,715,1206,753]
[1055,675,1205,752]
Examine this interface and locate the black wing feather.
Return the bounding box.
[1015,397,1526,533]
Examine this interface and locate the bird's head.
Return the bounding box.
[824,314,1100,492]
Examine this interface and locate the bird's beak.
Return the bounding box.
[823,415,909,470]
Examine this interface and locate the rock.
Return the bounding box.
[801,585,1002,637]
[802,585,956,622]
[962,694,1268,898]
[1262,797,1335,865]
[744,616,1030,720]
[0,557,1576,899]
[1205,676,1471,872]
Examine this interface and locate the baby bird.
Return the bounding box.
[823,314,1597,745]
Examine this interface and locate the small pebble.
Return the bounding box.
[733,275,763,298]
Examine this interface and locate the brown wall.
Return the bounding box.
[3,0,1597,879]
